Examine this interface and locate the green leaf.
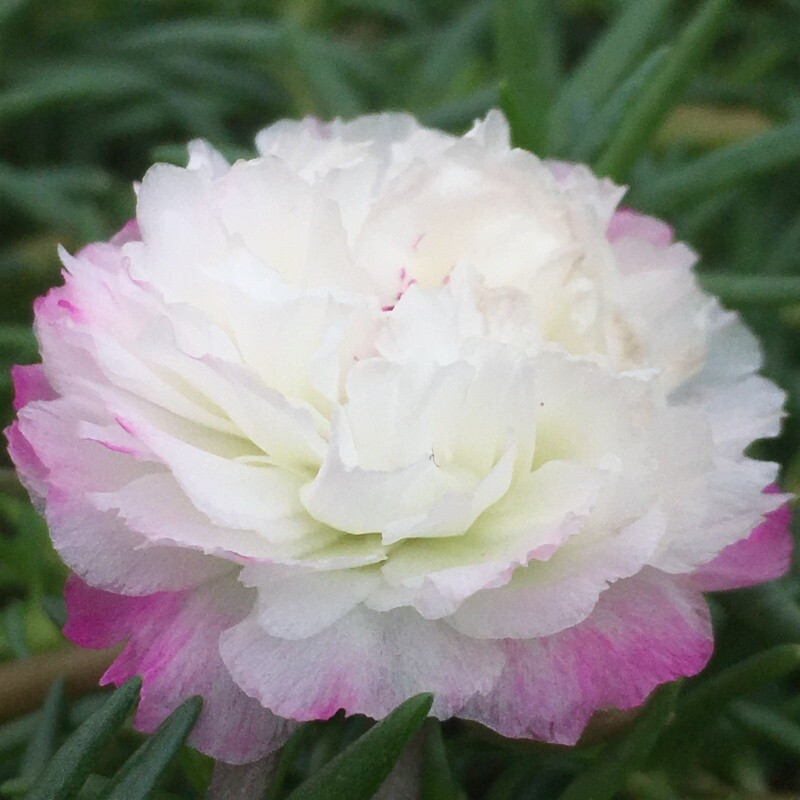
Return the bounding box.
[0,0,30,29]
[177,748,213,798]
[570,47,669,163]
[66,695,113,731]
[95,695,202,800]
[108,20,284,55]
[557,682,680,800]
[20,678,65,782]
[39,597,67,632]
[494,0,560,153]
[285,693,433,800]
[625,773,681,800]
[266,725,313,800]
[0,497,61,597]
[418,2,491,92]
[698,274,800,306]
[0,712,39,757]
[25,677,142,800]
[0,678,65,797]
[631,117,800,212]
[74,776,109,800]
[420,83,500,130]
[420,720,462,800]
[288,28,365,117]
[0,63,155,125]
[595,0,731,181]
[338,0,426,26]
[484,761,538,800]
[1,601,30,659]
[657,644,800,762]
[0,162,104,239]
[730,700,800,758]
[764,214,800,274]
[548,0,674,154]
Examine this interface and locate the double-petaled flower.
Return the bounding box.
[8,112,791,762]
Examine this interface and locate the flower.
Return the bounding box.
[7,111,792,763]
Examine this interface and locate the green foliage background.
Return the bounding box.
[1,0,800,797]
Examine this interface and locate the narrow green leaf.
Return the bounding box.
[177,748,213,798]
[548,0,674,153]
[631,117,800,212]
[88,102,170,144]
[0,63,154,124]
[697,274,800,306]
[570,47,669,163]
[1,601,30,659]
[3,167,110,202]
[108,20,284,54]
[338,0,425,26]
[266,725,313,800]
[782,693,800,721]
[730,700,800,757]
[0,0,30,28]
[419,2,491,91]
[148,54,280,109]
[420,84,500,130]
[288,28,364,117]
[0,677,66,797]
[494,0,560,152]
[285,693,433,800]
[26,677,142,800]
[74,776,109,800]
[96,695,202,800]
[0,162,103,239]
[595,0,731,181]
[39,596,67,632]
[484,761,538,800]
[0,712,39,756]
[420,720,462,800]
[764,214,800,274]
[557,682,680,800]
[66,694,112,731]
[626,773,681,800]
[657,644,800,761]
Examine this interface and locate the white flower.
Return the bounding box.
[9,111,790,763]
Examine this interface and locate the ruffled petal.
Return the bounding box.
[460,569,713,744]
[64,576,294,764]
[219,605,504,722]
[691,486,793,591]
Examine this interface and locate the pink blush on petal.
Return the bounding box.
[110,219,141,247]
[607,207,674,248]
[460,570,713,745]
[692,485,793,592]
[56,298,85,322]
[11,364,56,411]
[5,421,49,501]
[63,575,295,764]
[63,575,183,651]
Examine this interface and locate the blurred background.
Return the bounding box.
[1,1,800,798]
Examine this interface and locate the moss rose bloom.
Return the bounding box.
[7,112,792,763]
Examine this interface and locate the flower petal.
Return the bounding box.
[460,569,712,744]
[220,605,504,722]
[691,486,793,591]
[64,575,295,764]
